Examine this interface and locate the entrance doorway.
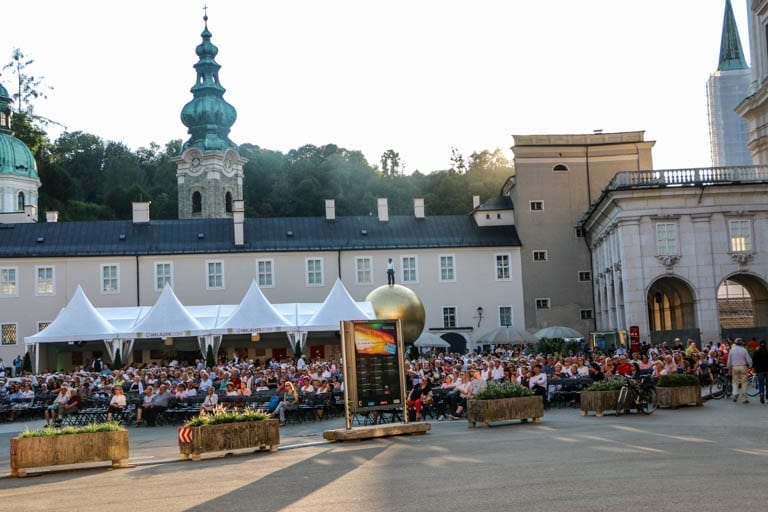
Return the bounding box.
[646,276,700,344]
[718,273,768,341]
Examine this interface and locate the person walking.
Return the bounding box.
[727,338,753,403]
[751,340,768,405]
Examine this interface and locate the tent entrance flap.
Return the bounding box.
[198,334,222,358]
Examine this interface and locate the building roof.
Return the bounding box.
[0,214,521,258]
[718,0,748,71]
[474,195,514,211]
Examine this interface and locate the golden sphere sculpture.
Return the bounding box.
[366,284,425,344]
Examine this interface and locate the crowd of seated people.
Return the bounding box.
[0,337,747,427]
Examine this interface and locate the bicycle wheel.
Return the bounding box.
[616,386,628,416]
[710,377,726,399]
[748,375,760,397]
[639,389,657,415]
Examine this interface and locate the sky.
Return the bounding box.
[2,0,750,174]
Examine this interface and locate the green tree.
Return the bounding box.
[2,48,53,114]
[380,149,401,176]
[206,345,215,369]
[112,349,122,370]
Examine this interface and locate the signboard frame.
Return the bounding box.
[340,319,407,430]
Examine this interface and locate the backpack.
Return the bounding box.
[267,395,281,413]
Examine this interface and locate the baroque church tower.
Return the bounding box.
[706,0,752,167]
[175,14,246,219]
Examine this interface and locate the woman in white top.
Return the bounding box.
[107,387,127,421]
[200,386,218,414]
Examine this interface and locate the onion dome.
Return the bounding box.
[180,15,238,152]
[0,80,38,179]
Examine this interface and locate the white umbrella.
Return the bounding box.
[477,326,538,344]
[534,326,584,340]
[413,332,450,348]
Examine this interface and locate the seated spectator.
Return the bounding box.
[407,378,433,421]
[272,381,299,427]
[200,386,218,414]
[45,385,70,426]
[107,386,127,421]
[143,384,172,426]
[58,388,83,419]
[9,382,35,421]
[135,386,154,426]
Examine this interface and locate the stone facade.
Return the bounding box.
[582,166,768,344]
[175,147,245,219]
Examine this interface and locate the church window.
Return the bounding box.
[192,191,202,214]
[225,192,233,213]
[17,192,25,211]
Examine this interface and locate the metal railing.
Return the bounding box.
[609,165,768,190]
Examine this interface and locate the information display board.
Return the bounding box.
[340,319,407,428]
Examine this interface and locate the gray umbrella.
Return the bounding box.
[476,326,538,344]
[413,332,451,348]
[534,326,584,340]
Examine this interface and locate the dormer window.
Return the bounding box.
[553,163,569,171]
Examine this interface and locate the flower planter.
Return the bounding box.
[466,396,544,427]
[580,390,620,417]
[10,430,129,477]
[656,385,702,408]
[178,419,280,461]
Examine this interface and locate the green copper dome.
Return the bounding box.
[180,16,238,152]
[0,81,38,179]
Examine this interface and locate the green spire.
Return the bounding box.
[0,80,13,134]
[718,0,748,71]
[180,14,238,152]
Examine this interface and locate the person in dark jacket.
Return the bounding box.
[752,340,768,405]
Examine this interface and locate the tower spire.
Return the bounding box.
[718,0,748,71]
[179,11,238,151]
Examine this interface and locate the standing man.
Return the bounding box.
[751,340,768,405]
[727,338,753,403]
[386,258,395,285]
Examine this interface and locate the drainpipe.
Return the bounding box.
[136,255,140,306]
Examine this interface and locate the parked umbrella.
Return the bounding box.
[476,326,538,344]
[413,332,451,348]
[534,326,584,340]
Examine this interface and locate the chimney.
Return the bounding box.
[233,200,245,247]
[24,204,37,221]
[472,195,480,209]
[414,198,425,219]
[325,199,336,221]
[377,198,389,222]
[46,211,59,223]
[132,202,151,224]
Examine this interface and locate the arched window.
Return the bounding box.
[17,192,25,211]
[225,191,233,213]
[553,163,569,171]
[192,191,202,214]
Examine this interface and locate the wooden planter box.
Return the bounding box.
[178,419,280,461]
[10,430,129,477]
[580,390,620,417]
[656,385,702,408]
[466,396,544,427]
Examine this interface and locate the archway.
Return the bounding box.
[718,273,768,341]
[192,191,202,214]
[646,276,699,344]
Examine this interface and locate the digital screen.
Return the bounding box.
[353,321,402,408]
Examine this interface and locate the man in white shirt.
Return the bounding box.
[727,338,753,403]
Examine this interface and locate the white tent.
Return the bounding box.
[302,278,373,332]
[217,280,293,334]
[124,285,203,338]
[26,285,119,343]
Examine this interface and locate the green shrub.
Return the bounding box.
[185,407,269,427]
[474,381,533,400]
[206,345,216,369]
[657,373,699,387]
[18,421,124,438]
[585,376,625,392]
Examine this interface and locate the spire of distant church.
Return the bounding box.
[718,0,748,71]
[180,9,238,151]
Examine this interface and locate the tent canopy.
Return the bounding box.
[26,280,375,345]
[26,285,119,343]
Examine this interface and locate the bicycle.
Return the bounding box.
[616,375,657,415]
[709,366,731,399]
[747,369,760,398]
